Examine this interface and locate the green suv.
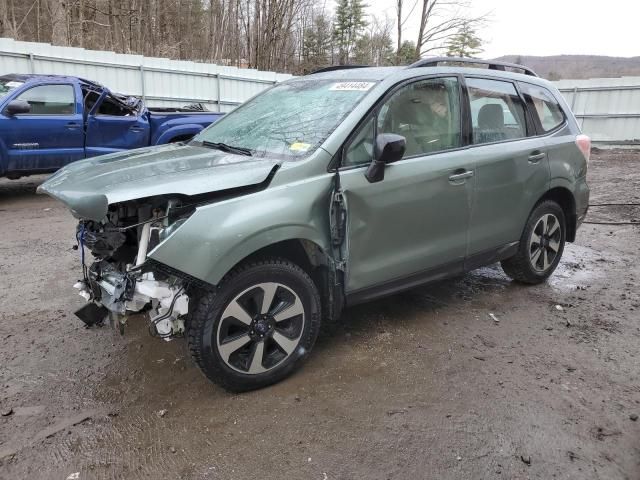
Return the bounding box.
[40,58,591,391]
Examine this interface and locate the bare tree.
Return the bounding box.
[396,0,401,54]
[414,0,486,59]
[395,0,418,62]
[3,0,459,73]
[0,0,16,38]
[48,0,69,45]
[355,14,393,66]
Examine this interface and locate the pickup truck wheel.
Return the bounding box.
[187,258,321,392]
[501,200,566,284]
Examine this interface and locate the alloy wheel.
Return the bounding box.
[216,282,305,374]
[528,213,562,272]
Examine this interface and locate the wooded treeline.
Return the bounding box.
[0,0,485,73]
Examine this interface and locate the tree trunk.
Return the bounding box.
[415,0,428,59]
[49,0,69,46]
[396,0,402,58]
[0,0,10,38]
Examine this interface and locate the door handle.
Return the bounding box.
[448,170,474,182]
[528,151,546,163]
[130,127,144,133]
[65,122,80,129]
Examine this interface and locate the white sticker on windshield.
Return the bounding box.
[330,82,375,92]
[6,81,22,88]
[290,142,311,152]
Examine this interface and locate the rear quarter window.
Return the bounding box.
[519,82,565,133]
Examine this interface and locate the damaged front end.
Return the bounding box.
[73,197,196,339]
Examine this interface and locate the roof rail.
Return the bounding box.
[311,65,370,74]
[408,57,538,77]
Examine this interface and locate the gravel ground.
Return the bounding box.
[0,149,639,480]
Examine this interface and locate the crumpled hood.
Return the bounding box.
[37,143,280,220]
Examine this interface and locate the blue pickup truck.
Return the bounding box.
[0,74,223,179]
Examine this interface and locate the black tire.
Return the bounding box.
[187,258,321,392]
[501,200,566,284]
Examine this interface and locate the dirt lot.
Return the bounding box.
[0,150,639,480]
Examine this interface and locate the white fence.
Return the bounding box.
[0,38,293,112]
[0,39,637,144]
[553,77,640,145]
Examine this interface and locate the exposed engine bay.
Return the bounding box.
[73,196,196,339]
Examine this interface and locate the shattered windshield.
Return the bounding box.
[194,79,377,159]
[0,78,24,100]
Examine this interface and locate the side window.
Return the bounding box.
[82,87,101,114]
[379,77,461,158]
[519,82,565,133]
[97,95,135,116]
[14,84,75,115]
[466,78,527,145]
[344,77,461,166]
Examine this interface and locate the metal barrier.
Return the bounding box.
[554,77,640,145]
[0,38,293,112]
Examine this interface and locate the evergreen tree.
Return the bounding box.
[445,24,483,58]
[302,13,333,72]
[354,30,393,66]
[333,0,368,64]
[396,40,418,65]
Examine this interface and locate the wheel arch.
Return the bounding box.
[153,124,203,145]
[167,134,195,143]
[240,238,326,270]
[220,238,343,323]
[537,186,577,242]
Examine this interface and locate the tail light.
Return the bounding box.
[575,134,591,164]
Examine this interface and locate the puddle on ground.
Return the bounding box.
[460,243,603,294]
[548,243,603,291]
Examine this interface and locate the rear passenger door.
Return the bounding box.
[85,93,150,157]
[464,77,550,267]
[518,81,571,179]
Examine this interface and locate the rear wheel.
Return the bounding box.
[501,200,566,284]
[187,258,321,392]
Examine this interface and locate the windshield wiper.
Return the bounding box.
[201,140,252,156]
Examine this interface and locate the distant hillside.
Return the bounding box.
[493,55,640,80]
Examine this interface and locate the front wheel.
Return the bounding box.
[501,200,566,284]
[187,258,321,392]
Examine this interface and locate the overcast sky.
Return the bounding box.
[372,0,638,58]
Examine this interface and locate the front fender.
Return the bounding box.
[148,173,334,285]
[154,124,204,145]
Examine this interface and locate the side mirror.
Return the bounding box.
[365,133,406,183]
[5,100,31,116]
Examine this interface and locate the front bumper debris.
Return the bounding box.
[74,265,189,340]
[75,302,109,327]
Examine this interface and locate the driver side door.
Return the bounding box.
[338,76,475,302]
[3,83,84,173]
